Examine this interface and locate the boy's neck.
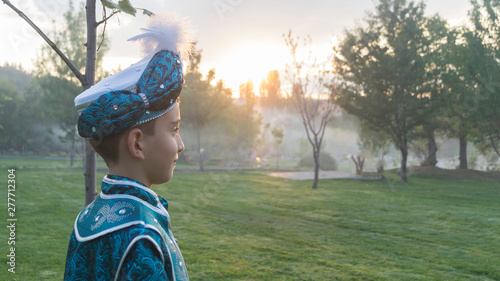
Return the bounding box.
[107,166,151,188]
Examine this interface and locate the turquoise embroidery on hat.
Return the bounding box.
[77,50,182,139]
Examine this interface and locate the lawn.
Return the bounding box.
[0,155,297,171]
[0,167,499,280]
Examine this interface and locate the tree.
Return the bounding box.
[35,2,109,166]
[238,80,260,148]
[439,26,485,169]
[271,125,284,169]
[357,121,392,157]
[333,0,447,182]
[284,31,337,189]
[413,123,439,167]
[181,46,233,171]
[0,63,32,92]
[241,80,257,107]
[0,78,20,150]
[0,65,40,153]
[466,0,500,157]
[3,0,153,206]
[259,70,282,107]
[415,16,449,168]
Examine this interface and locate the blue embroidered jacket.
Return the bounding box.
[64,175,189,281]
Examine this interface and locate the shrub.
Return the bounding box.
[298,152,337,171]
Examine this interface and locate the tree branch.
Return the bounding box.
[317,104,334,150]
[2,0,86,84]
[295,86,316,149]
[96,9,120,27]
[96,6,114,52]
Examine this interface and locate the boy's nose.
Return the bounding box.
[177,134,185,153]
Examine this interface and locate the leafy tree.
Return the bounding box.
[357,121,392,158]
[181,47,233,171]
[240,80,257,108]
[237,80,261,149]
[0,65,42,154]
[333,0,447,181]
[415,16,449,167]
[214,79,263,164]
[439,26,487,169]
[412,123,441,167]
[181,46,263,169]
[259,70,282,107]
[466,0,500,156]
[0,78,19,151]
[0,63,32,92]
[284,31,337,189]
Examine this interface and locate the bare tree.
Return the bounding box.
[351,155,366,175]
[284,31,336,189]
[3,0,152,206]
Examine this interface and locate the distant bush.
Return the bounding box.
[298,152,337,171]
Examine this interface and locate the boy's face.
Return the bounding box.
[142,103,184,185]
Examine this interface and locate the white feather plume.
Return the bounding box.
[128,12,194,59]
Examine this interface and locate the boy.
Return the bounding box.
[64,13,192,281]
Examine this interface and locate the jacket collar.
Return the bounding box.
[101,174,168,210]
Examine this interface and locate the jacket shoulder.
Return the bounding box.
[74,194,164,242]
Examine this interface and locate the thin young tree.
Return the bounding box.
[3,0,152,206]
[284,31,336,189]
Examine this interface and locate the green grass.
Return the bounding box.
[0,167,499,280]
[0,155,238,171]
[0,155,106,168]
[0,155,195,170]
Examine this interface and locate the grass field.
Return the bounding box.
[0,166,499,280]
[0,155,302,171]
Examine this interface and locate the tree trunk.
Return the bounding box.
[84,140,97,206]
[358,156,365,172]
[351,155,365,175]
[312,148,320,189]
[84,0,97,206]
[458,134,468,169]
[427,137,438,166]
[351,155,359,174]
[276,144,279,169]
[70,136,75,167]
[400,144,408,182]
[422,131,438,167]
[196,118,204,172]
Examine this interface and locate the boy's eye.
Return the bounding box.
[173,127,180,134]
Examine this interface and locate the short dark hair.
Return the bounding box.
[89,119,157,166]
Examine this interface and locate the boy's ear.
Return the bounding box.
[125,128,146,160]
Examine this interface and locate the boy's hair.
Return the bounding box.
[89,119,157,166]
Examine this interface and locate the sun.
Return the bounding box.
[197,37,335,99]
[203,42,289,98]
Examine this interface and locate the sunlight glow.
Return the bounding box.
[201,39,336,98]
[202,43,289,98]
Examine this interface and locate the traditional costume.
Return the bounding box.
[64,12,193,281]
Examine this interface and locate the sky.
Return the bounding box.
[0,0,472,97]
